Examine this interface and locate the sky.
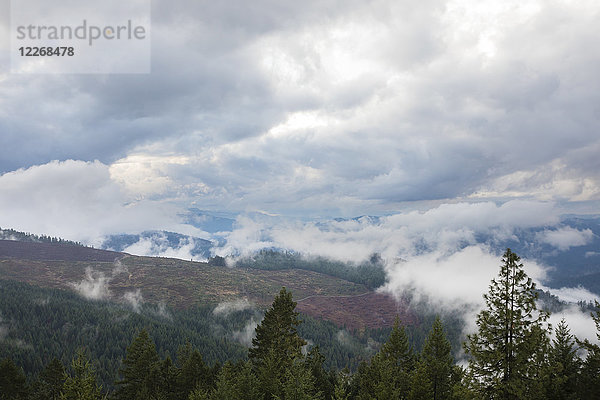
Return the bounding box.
[1,0,599,229]
[1,0,599,339]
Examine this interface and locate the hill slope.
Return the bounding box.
[0,240,407,329]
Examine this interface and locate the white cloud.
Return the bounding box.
[232,317,259,347]
[2,0,599,216]
[71,267,111,301]
[537,227,595,251]
[121,233,200,260]
[0,160,203,245]
[123,289,144,313]
[549,286,598,304]
[213,299,255,317]
[218,200,559,263]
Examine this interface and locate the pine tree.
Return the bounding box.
[546,319,580,400]
[209,360,260,400]
[249,287,306,399]
[249,287,306,365]
[60,349,103,400]
[279,359,323,400]
[113,329,160,400]
[464,249,550,400]
[358,317,415,400]
[31,357,66,400]
[422,317,453,400]
[0,357,29,400]
[409,360,433,400]
[305,346,335,400]
[176,348,211,398]
[577,301,600,399]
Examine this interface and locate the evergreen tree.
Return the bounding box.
[249,287,306,365]
[409,360,433,400]
[209,360,260,400]
[421,317,453,400]
[333,369,351,400]
[305,346,335,400]
[358,317,415,399]
[0,357,29,400]
[577,301,600,399]
[464,249,550,400]
[249,287,306,399]
[60,349,103,400]
[279,359,323,400]
[176,347,211,398]
[113,329,160,400]
[31,357,67,400]
[546,319,580,400]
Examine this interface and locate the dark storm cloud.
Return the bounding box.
[1,0,599,214]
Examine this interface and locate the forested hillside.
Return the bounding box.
[2,250,600,399]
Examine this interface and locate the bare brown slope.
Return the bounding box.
[0,241,414,328]
[0,239,123,262]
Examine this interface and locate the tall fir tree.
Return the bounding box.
[249,287,306,365]
[546,319,580,400]
[209,360,260,400]
[176,347,211,398]
[0,357,29,400]
[421,316,453,400]
[358,317,415,400]
[31,357,66,400]
[60,349,103,400]
[577,301,600,399]
[113,329,160,400]
[249,287,306,399]
[464,249,550,400]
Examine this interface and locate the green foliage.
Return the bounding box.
[421,317,453,400]
[176,345,211,398]
[60,349,104,400]
[278,359,323,400]
[0,227,83,247]
[356,318,415,399]
[236,250,387,289]
[30,357,66,400]
[113,329,160,399]
[0,279,247,388]
[250,287,307,399]
[249,287,306,367]
[0,356,29,400]
[545,319,580,400]
[577,301,600,399]
[408,361,433,400]
[208,360,260,400]
[464,249,551,400]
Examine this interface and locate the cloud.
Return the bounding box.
[232,317,259,347]
[537,227,595,251]
[0,160,204,245]
[121,233,200,260]
[1,0,599,217]
[549,286,598,304]
[71,267,111,300]
[123,289,144,313]
[215,201,599,341]
[213,299,255,317]
[218,200,559,262]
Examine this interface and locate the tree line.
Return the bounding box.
[1,249,600,399]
